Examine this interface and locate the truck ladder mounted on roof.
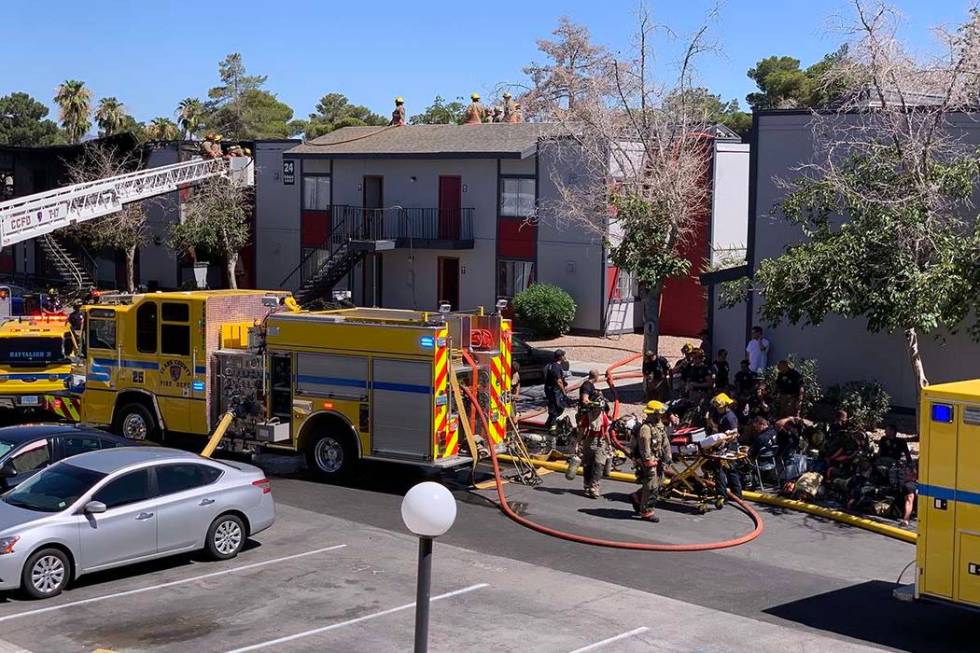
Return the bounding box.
[0,156,252,248]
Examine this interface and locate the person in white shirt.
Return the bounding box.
[746,326,770,373]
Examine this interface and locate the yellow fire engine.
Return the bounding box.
[0,315,78,420]
[913,380,980,609]
[76,290,513,479]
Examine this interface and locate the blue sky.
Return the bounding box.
[3,0,974,126]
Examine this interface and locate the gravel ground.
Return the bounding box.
[522,332,697,365]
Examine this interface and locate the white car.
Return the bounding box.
[0,447,275,599]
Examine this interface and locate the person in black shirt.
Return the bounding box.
[734,360,756,401]
[544,349,568,432]
[877,424,912,465]
[712,349,730,391]
[686,349,714,403]
[773,360,804,418]
[643,351,671,401]
[706,393,739,434]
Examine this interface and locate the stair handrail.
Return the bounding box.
[278,211,351,288]
[41,234,85,292]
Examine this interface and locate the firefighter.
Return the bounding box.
[67,301,83,333]
[578,369,609,499]
[389,97,406,126]
[462,93,485,124]
[630,400,672,522]
[201,133,223,159]
[502,91,517,122]
[543,349,567,432]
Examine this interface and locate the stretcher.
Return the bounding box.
[661,429,746,513]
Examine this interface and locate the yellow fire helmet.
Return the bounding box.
[471,92,481,101]
[712,392,735,408]
[502,91,512,98]
[395,96,404,104]
[643,400,668,415]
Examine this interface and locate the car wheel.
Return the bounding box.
[114,403,159,442]
[206,514,246,560]
[305,432,357,482]
[21,548,70,599]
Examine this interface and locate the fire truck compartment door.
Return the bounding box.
[371,359,432,460]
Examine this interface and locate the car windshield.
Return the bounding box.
[0,439,13,459]
[0,336,68,365]
[3,463,106,513]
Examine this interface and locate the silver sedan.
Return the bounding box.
[0,447,275,599]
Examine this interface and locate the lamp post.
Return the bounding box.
[401,481,457,653]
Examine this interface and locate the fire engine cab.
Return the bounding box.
[76,290,513,480]
[0,314,78,418]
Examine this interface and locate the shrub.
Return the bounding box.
[825,381,891,432]
[762,356,821,416]
[512,284,576,337]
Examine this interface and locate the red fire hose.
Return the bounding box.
[461,359,765,551]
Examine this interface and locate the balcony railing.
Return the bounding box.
[329,205,474,244]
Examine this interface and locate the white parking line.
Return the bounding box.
[0,544,347,623]
[225,583,490,653]
[569,627,650,653]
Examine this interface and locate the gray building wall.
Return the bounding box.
[137,145,181,290]
[255,142,301,290]
[727,111,980,409]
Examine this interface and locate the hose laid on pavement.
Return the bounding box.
[461,383,765,552]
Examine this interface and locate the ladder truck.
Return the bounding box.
[0,151,253,421]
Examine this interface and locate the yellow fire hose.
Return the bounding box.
[200,411,235,459]
[496,453,917,545]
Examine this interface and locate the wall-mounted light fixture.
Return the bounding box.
[410,176,417,183]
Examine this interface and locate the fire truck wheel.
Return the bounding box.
[306,432,356,481]
[115,403,159,442]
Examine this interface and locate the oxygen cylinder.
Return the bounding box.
[565,454,581,480]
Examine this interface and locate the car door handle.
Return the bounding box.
[136,512,154,520]
[199,498,215,506]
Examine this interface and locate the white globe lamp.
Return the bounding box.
[401,481,457,537]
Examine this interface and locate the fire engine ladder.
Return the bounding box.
[0,157,248,248]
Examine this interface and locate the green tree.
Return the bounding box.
[176,97,206,139]
[169,177,251,289]
[207,89,303,139]
[206,53,268,139]
[94,97,127,137]
[0,92,63,146]
[54,79,92,143]
[409,96,467,125]
[304,93,386,138]
[743,149,980,390]
[745,48,849,111]
[117,114,146,141]
[145,117,180,140]
[664,87,751,138]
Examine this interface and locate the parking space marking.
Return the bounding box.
[569,627,650,653]
[225,583,489,653]
[0,544,347,624]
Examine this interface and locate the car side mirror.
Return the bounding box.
[0,460,16,478]
[84,500,106,514]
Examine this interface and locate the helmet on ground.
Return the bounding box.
[471,92,481,101]
[711,393,735,408]
[644,400,668,415]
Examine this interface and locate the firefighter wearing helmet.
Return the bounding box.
[629,400,672,522]
[502,91,518,123]
[389,96,406,126]
[462,92,485,124]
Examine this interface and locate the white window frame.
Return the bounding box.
[500,178,536,218]
[303,175,331,211]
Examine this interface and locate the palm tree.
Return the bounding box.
[176,98,205,139]
[145,117,180,141]
[95,97,126,137]
[54,80,92,143]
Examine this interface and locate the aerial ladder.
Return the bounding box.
[0,156,252,248]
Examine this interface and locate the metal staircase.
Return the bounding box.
[38,234,95,292]
[293,243,367,306]
[0,156,251,248]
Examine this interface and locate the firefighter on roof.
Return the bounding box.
[463,93,485,124]
[389,97,406,126]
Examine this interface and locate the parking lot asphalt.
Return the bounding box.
[0,501,892,653]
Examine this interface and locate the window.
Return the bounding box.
[10,440,51,474]
[303,176,331,211]
[0,336,68,364]
[61,435,101,458]
[87,309,116,351]
[136,302,157,353]
[161,302,189,322]
[500,178,536,218]
[160,302,190,356]
[3,463,105,513]
[156,463,222,495]
[93,469,150,509]
[497,260,534,298]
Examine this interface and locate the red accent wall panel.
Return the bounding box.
[301,210,331,248]
[497,218,536,259]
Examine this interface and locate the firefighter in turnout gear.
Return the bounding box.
[578,369,610,499]
[630,400,672,522]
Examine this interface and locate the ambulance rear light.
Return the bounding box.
[251,478,272,494]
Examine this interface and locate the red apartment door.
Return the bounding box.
[437,257,460,310]
[438,176,462,240]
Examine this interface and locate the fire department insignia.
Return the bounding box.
[161,359,190,385]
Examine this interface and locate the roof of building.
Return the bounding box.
[286,123,556,159]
